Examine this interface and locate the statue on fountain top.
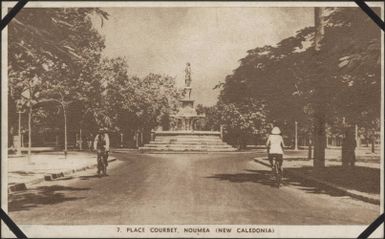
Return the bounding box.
[185,62,192,88]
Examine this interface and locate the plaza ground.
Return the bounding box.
[8,151,380,225]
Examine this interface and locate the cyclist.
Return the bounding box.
[266,126,285,172]
[93,127,110,176]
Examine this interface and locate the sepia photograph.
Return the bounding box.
[1,1,384,238]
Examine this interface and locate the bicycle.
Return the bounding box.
[271,155,283,188]
[97,148,108,177]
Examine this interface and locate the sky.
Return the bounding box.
[96,7,314,106]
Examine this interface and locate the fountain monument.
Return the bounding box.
[140,63,235,152]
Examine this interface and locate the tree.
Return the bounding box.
[320,7,381,154]
[216,99,268,149]
[8,8,182,151]
[216,27,315,148]
[215,7,381,161]
[89,57,181,145]
[195,104,221,131]
[8,8,108,157]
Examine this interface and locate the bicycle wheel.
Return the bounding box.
[102,154,108,176]
[275,163,281,188]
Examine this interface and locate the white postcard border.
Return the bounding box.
[1,1,384,238]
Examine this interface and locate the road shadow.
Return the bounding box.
[207,169,348,197]
[288,166,380,194]
[207,170,280,188]
[8,185,89,212]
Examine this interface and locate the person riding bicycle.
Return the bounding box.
[266,126,285,172]
[93,127,110,175]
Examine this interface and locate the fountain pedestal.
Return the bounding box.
[140,65,235,152]
[171,87,205,131]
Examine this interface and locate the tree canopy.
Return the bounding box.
[8,8,180,148]
[214,7,381,147]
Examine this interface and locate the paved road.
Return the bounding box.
[9,152,379,225]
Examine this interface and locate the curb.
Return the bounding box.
[253,158,380,205]
[8,157,117,193]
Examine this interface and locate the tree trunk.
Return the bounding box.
[22,133,25,147]
[135,131,139,148]
[17,112,22,156]
[79,128,83,150]
[121,133,125,147]
[307,132,313,160]
[355,124,360,148]
[294,121,298,150]
[63,104,68,158]
[313,7,327,169]
[27,107,32,163]
[314,7,325,51]
[313,111,326,168]
[220,125,224,140]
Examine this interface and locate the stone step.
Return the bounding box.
[154,141,224,144]
[155,135,221,138]
[154,131,220,136]
[141,133,236,152]
[150,141,226,145]
[154,136,221,140]
[154,138,223,142]
[140,146,237,152]
[144,144,234,148]
[142,145,235,150]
